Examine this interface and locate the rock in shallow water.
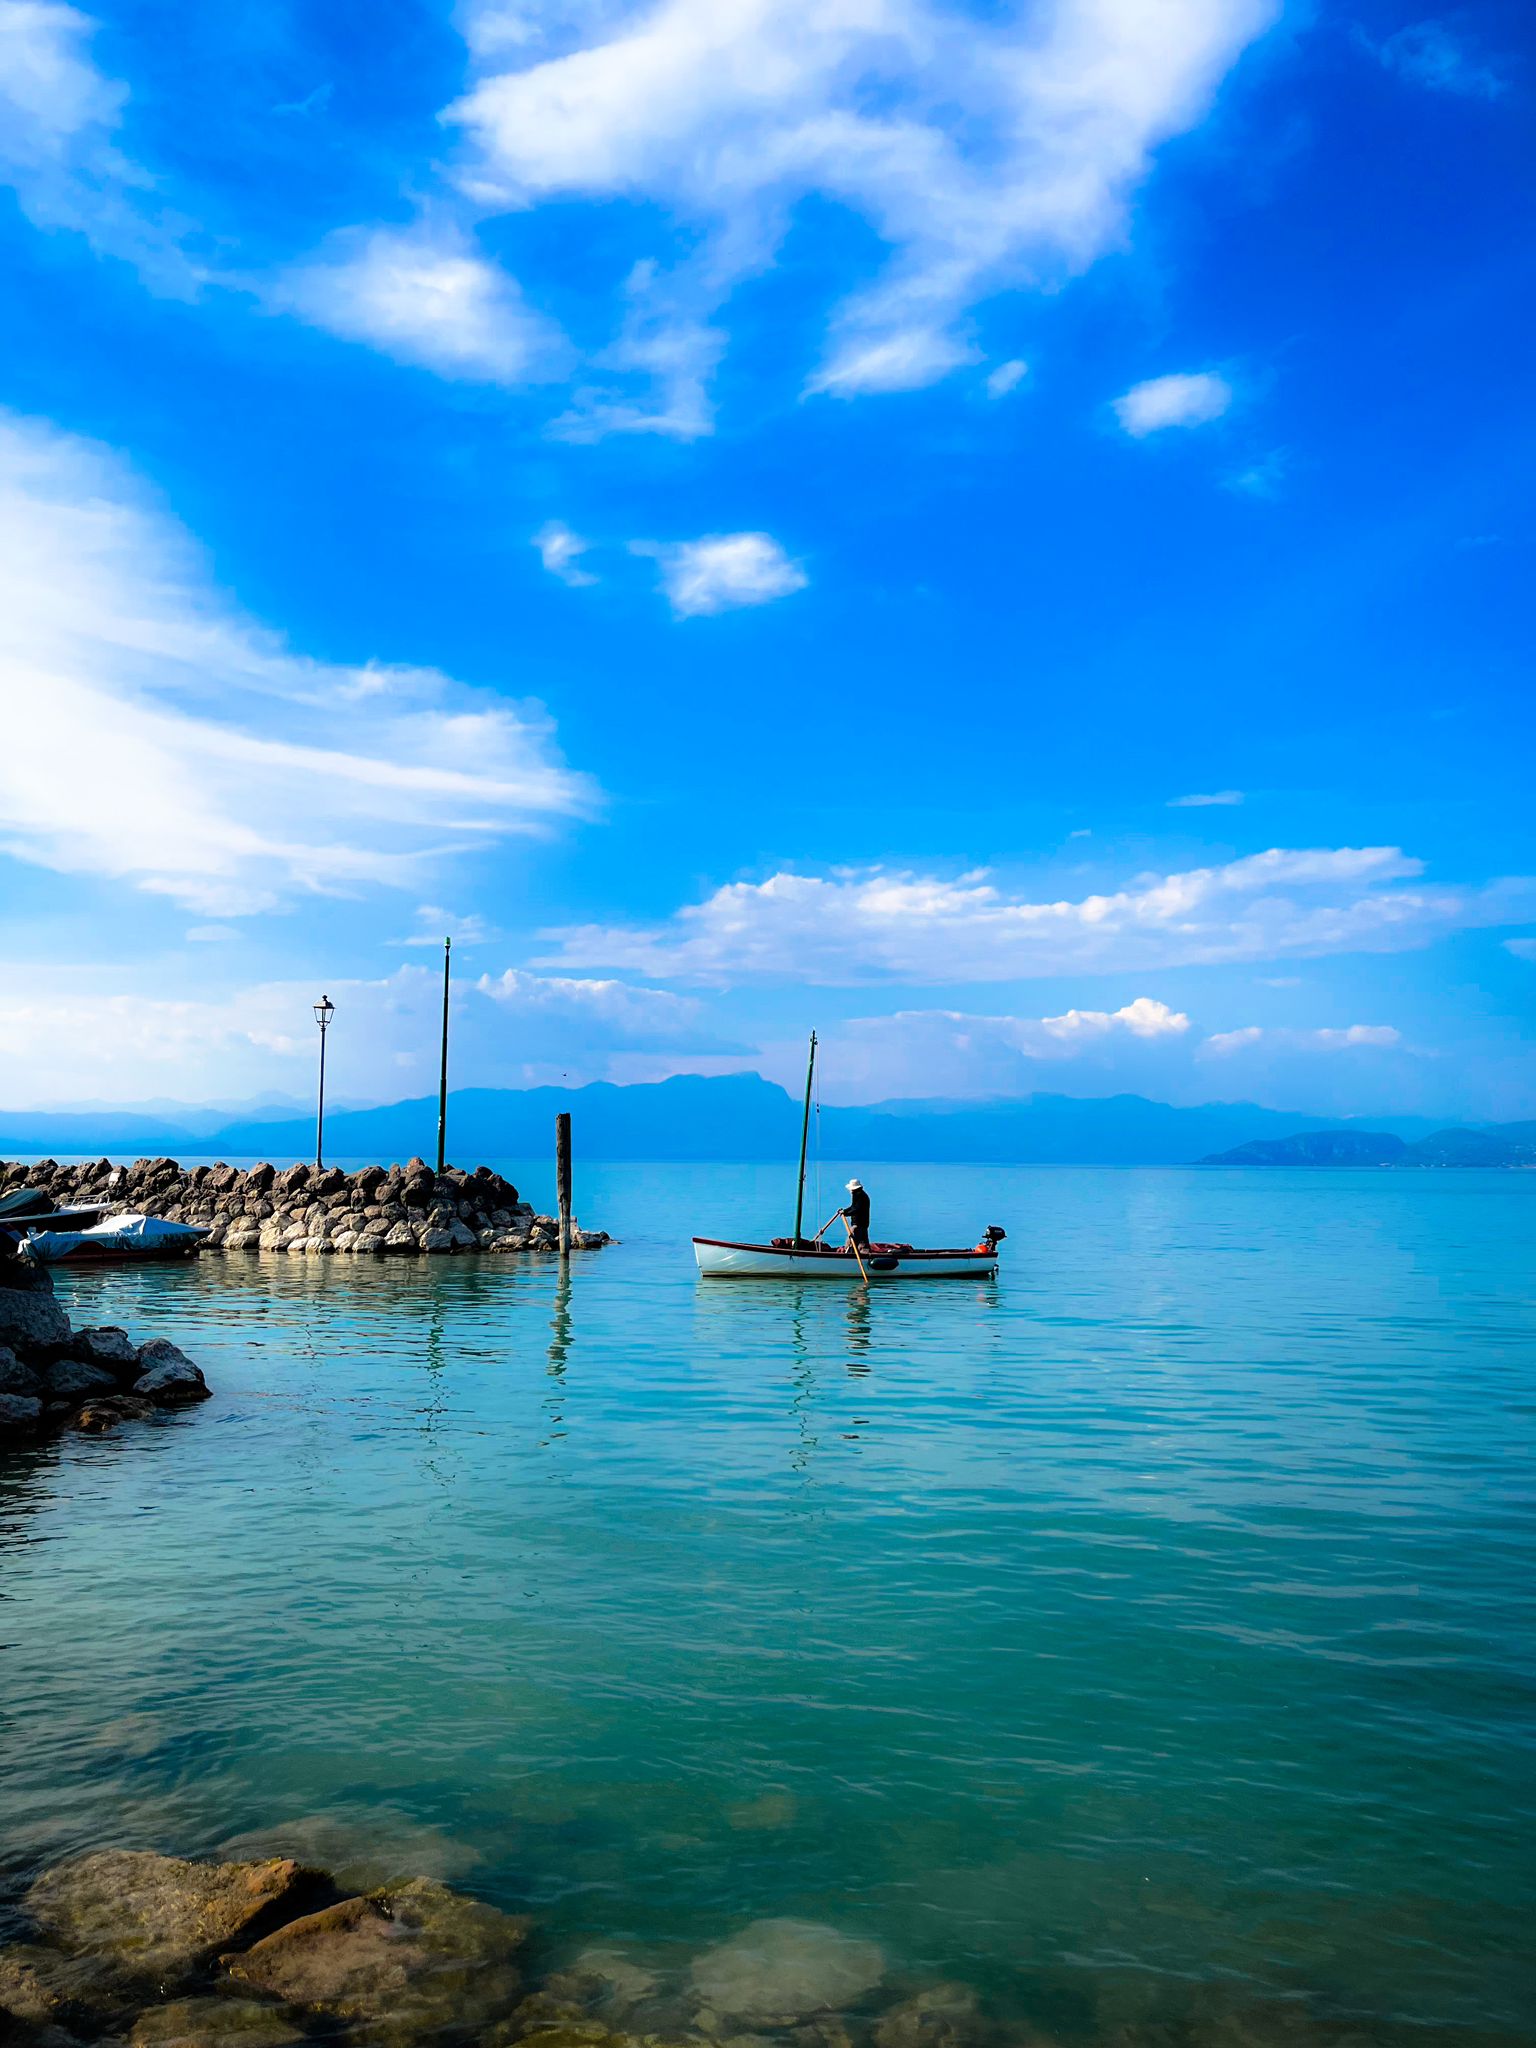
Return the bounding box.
[25,1851,317,1981]
[0,1390,43,1434]
[0,1286,69,1359]
[872,1984,982,2048]
[0,1940,144,2032]
[222,1876,529,2040]
[0,1346,43,1396]
[690,1921,885,2024]
[132,1344,210,1407]
[41,1357,118,1402]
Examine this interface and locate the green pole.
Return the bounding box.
[793,1030,816,1242]
[436,937,451,1174]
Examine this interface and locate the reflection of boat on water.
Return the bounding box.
[691,1032,1006,1282]
[22,1213,209,1265]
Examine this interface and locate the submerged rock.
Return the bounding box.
[25,1851,317,1981]
[0,1940,144,2033]
[545,1950,660,2022]
[691,1921,886,2024]
[127,1997,308,2048]
[74,1393,156,1433]
[223,1876,528,2039]
[873,1985,982,2048]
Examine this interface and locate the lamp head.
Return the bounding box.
[314,995,335,1029]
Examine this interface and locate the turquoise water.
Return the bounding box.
[2,1164,1533,2046]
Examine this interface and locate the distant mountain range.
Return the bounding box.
[0,1073,1464,1167]
[1202,1122,1536,1168]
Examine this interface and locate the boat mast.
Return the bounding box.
[793,1030,817,1242]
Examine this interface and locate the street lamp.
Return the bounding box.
[314,995,335,1170]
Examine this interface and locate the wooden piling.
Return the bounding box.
[556,1111,572,1256]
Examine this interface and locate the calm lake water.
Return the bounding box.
[2,1164,1533,2047]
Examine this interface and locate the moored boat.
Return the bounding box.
[22,1212,209,1265]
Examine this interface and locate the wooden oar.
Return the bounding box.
[843,1214,871,1283]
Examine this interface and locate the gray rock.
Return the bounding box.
[690,1921,886,2023]
[71,1325,139,1372]
[43,1357,119,1401]
[26,1850,318,1979]
[0,1390,43,1432]
[0,1345,43,1396]
[421,1228,456,1253]
[382,1223,417,1253]
[0,1284,70,1358]
[135,1359,211,1406]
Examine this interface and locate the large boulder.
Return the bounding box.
[0,1283,70,1359]
[0,1391,43,1434]
[25,1851,318,1981]
[72,1326,140,1375]
[134,1349,212,1407]
[223,1876,528,2040]
[128,1997,309,2048]
[0,1345,43,1396]
[690,1922,885,2025]
[42,1357,119,1402]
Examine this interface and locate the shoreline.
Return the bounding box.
[0,1158,610,1259]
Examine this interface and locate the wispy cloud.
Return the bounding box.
[1114,371,1234,437]
[632,532,808,619]
[533,520,597,587]
[429,0,1276,430]
[0,963,728,1105]
[277,224,570,384]
[1200,1023,1404,1056]
[1365,18,1508,98]
[0,0,193,284]
[0,410,593,916]
[390,907,494,949]
[1505,938,1536,961]
[985,359,1029,400]
[1169,790,1244,807]
[541,847,1536,983]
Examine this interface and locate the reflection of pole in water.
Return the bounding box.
[845,1284,872,1373]
[542,1263,574,1446]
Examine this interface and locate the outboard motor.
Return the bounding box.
[982,1225,1007,1251]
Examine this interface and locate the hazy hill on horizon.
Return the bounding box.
[0,1073,1448,1167]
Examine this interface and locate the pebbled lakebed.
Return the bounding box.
[2,1164,1533,2048]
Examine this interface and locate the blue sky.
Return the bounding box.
[1,0,1532,1117]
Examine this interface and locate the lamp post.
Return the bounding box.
[314,994,335,1171]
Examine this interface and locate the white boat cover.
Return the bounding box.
[25,1212,207,1260]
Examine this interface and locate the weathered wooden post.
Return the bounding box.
[556,1111,572,1256]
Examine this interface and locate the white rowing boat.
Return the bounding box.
[692,1029,1006,1281]
[693,1236,1002,1279]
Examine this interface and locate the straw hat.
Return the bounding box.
[846,1178,863,1190]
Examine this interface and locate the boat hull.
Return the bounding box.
[693,1237,999,1279]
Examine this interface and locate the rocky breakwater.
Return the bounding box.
[0,1251,210,1445]
[0,1157,610,1257]
[0,1845,992,2048]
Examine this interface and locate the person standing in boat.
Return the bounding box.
[841,1178,871,1252]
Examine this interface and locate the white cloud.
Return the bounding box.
[1201,1023,1403,1057]
[0,409,593,916]
[533,520,598,587]
[985,359,1028,400]
[1367,19,1507,98]
[437,0,1275,428]
[185,924,239,943]
[541,847,1536,984]
[0,0,192,284]
[1114,370,1233,436]
[277,224,569,383]
[1168,789,1244,807]
[0,962,730,1106]
[1505,938,1536,961]
[390,907,494,948]
[633,532,808,618]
